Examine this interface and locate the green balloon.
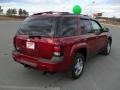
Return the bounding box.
[73,5,82,15]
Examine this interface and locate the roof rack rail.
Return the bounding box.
[34,11,72,15]
[33,11,90,18]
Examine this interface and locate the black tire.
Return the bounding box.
[101,40,111,55]
[71,53,85,79]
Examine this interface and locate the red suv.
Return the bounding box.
[12,12,112,79]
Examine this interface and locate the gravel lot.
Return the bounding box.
[0,21,120,90]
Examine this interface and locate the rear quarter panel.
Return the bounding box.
[58,36,87,70]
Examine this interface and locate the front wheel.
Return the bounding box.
[102,40,111,55]
[71,53,85,79]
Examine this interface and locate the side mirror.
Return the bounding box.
[103,28,110,32]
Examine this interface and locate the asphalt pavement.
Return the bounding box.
[0,21,120,90]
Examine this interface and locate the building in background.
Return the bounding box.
[93,12,103,18]
[0,6,3,15]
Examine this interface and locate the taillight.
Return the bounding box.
[13,36,17,50]
[13,36,20,51]
[53,42,61,56]
[53,39,63,57]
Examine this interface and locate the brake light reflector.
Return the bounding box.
[53,42,61,56]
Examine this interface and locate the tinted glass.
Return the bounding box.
[80,19,92,34]
[56,17,77,37]
[18,16,56,36]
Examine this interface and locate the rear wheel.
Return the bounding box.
[71,53,85,79]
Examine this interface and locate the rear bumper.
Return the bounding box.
[12,50,63,72]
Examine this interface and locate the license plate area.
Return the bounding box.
[26,41,35,50]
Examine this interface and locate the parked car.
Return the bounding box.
[12,12,112,79]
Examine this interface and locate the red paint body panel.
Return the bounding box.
[15,35,54,59]
[13,51,63,72]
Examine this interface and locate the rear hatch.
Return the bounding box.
[14,16,57,59]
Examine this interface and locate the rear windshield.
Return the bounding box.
[18,16,56,37]
[17,16,77,37]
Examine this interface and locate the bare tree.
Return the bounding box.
[0,6,3,15]
[18,8,23,16]
[12,9,17,16]
[6,8,11,16]
[6,8,29,16]
[22,9,29,16]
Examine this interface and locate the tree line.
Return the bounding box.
[6,8,29,16]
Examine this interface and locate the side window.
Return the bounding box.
[57,17,77,36]
[80,19,92,34]
[91,20,101,33]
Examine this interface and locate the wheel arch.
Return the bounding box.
[108,37,112,45]
[76,48,87,62]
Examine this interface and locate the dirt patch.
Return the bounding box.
[0,16,26,21]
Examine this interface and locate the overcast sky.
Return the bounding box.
[0,0,120,18]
